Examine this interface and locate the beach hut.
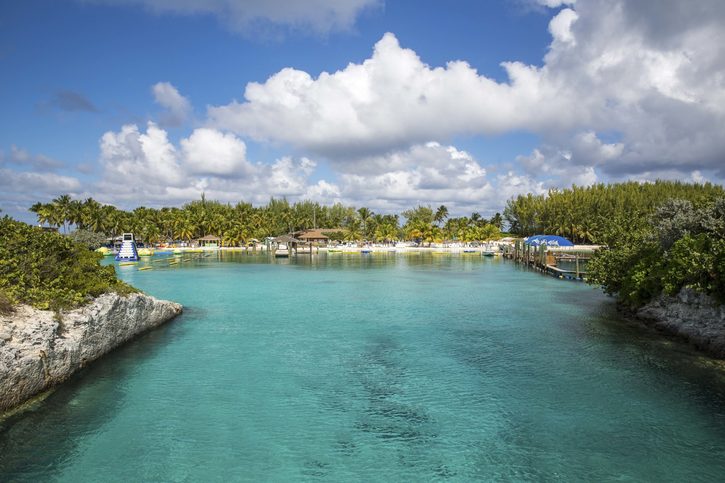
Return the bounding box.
[273,235,314,257]
[273,235,295,257]
[293,229,330,245]
[198,235,221,248]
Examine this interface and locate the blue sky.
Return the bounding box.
[2,0,724,222]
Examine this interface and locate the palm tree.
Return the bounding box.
[344,219,362,242]
[375,223,398,245]
[68,199,84,230]
[81,198,104,233]
[52,194,73,233]
[357,207,373,240]
[29,202,53,227]
[434,205,448,227]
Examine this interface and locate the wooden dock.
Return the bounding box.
[502,239,601,281]
[269,235,319,258]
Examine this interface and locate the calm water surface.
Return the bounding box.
[2,253,725,481]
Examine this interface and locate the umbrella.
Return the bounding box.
[524,235,574,247]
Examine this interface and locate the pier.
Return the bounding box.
[268,235,319,258]
[502,238,601,280]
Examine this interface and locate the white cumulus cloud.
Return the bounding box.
[94,123,323,207]
[548,8,578,45]
[208,0,725,182]
[209,33,535,157]
[152,82,192,126]
[181,128,252,177]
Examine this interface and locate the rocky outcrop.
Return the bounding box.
[636,288,725,358]
[0,293,182,412]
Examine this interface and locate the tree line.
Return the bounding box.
[503,181,725,244]
[29,195,504,246]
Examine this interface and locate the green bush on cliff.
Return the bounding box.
[588,198,725,307]
[0,217,137,311]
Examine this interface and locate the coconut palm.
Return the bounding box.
[29,202,54,228]
[434,205,448,227]
[344,219,362,242]
[51,194,73,233]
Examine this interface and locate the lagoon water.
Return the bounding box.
[3,253,725,481]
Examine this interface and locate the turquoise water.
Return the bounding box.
[3,253,725,481]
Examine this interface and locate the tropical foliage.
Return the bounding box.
[503,181,725,244]
[67,229,108,249]
[587,198,725,306]
[402,205,502,246]
[28,196,504,246]
[0,217,137,311]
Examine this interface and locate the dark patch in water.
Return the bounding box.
[335,437,358,456]
[301,459,330,478]
[350,336,438,448]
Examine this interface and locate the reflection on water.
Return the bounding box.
[3,253,725,481]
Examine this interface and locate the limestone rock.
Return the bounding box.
[0,293,182,412]
[636,288,725,358]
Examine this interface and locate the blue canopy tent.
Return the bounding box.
[524,235,574,247]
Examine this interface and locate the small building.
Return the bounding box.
[293,229,331,245]
[198,234,221,248]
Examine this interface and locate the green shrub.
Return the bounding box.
[0,290,13,315]
[0,217,138,311]
[587,231,665,307]
[588,197,725,306]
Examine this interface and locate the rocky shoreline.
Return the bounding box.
[0,292,182,413]
[634,288,725,358]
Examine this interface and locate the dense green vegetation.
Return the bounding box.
[587,198,725,307]
[503,181,724,244]
[29,195,503,245]
[0,217,137,311]
[503,180,725,306]
[66,229,108,249]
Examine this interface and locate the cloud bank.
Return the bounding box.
[208,0,725,181]
[5,0,725,222]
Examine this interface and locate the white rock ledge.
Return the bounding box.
[636,288,725,358]
[0,292,182,413]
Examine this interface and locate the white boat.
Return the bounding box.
[482,243,498,257]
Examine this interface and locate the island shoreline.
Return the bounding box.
[0,292,182,414]
[616,289,725,359]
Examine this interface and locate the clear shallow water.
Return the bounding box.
[3,253,725,481]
